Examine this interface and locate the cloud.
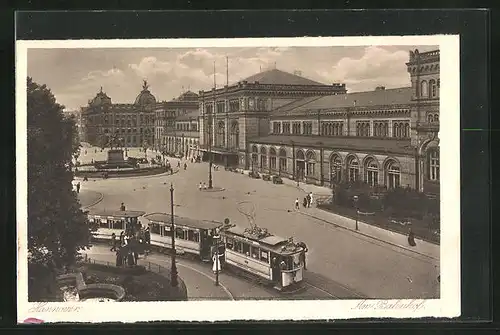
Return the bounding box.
[128,56,174,78]
[81,68,124,82]
[318,46,411,92]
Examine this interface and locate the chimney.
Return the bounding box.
[375,86,386,91]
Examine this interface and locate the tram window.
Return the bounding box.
[187,229,198,242]
[193,231,200,243]
[163,226,172,237]
[234,240,242,253]
[260,250,269,263]
[226,238,234,250]
[99,219,108,229]
[175,228,185,240]
[251,246,259,259]
[242,243,250,256]
[111,220,122,230]
[151,223,161,235]
[293,253,301,268]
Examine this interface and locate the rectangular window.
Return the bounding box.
[292,122,301,135]
[234,240,243,253]
[175,227,185,240]
[226,237,234,250]
[163,225,173,237]
[242,243,250,256]
[251,246,260,259]
[260,250,269,263]
[303,122,312,135]
[282,122,290,134]
[111,220,123,230]
[151,223,160,235]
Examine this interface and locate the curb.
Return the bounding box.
[82,191,104,209]
[298,211,438,261]
[76,168,181,181]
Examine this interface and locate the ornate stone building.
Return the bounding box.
[81,81,156,148]
[246,49,440,195]
[198,68,347,167]
[154,91,200,157]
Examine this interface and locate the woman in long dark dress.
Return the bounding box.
[408,228,416,247]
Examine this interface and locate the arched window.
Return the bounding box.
[216,121,225,147]
[421,80,428,98]
[393,123,399,138]
[428,149,440,181]
[434,114,439,123]
[260,147,267,170]
[306,151,316,177]
[296,150,305,179]
[230,121,239,150]
[269,147,277,171]
[251,145,258,169]
[330,154,342,184]
[385,160,401,189]
[429,79,437,98]
[328,123,333,136]
[365,157,379,187]
[347,155,359,182]
[428,114,434,123]
[278,148,287,173]
[405,123,410,137]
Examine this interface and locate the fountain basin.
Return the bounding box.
[57,272,125,302]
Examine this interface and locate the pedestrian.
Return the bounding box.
[119,231,125,246]
[184,163,187,170]
[115,248,122,267]
[76,182,81,193]
[110,233,117,251]
[120,202,126,211]
[178,161,181,168]
[203,182,207,190]
[199,182,202,191]
[144,226,151,249]
[408,228,416,247]
[295,198,300,210]
[303,197,308,208]
[308,192,313,208]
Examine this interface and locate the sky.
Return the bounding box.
[27,45,438,111]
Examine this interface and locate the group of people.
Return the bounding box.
[110,226,152,267]
[295,192,314,210]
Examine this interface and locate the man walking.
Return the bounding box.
[295,198,300,210]
[308,192,314,208]
[76,182,80,193]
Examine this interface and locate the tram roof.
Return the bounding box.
[144,213,222,230]
[86,209,146,218]
[225,225,289,246]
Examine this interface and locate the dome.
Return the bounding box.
[90,87,112,106]
[134,80,157,106]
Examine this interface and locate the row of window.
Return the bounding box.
[226,237,270,264]
[356,121,410,138]
[427,113,439,123]
[150,223,201,243]
[419,79,439,99]
[176,123,198,131]
[102,128,152,134]
[250,148,440,183]
[102,135,152,144]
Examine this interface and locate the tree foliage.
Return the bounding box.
[27,77,91,269]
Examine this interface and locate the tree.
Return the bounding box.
[27,77,92,272]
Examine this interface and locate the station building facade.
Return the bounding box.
[154,91,200,158]
[246,49,440,195]
[198,68,347,167]
[81,81,156,148]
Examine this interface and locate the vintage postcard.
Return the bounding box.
[16,36,460,323]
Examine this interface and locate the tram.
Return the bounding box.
[218,224,306,290]
[144,213,222,261]
[87,209,146,240]
[88,210,307,290]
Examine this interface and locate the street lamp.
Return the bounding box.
[291,140,299,187]
[213,228,221,286]
[353,195,359,231]
[170,183,178,287]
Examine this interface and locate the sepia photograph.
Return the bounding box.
[16,36,460,322]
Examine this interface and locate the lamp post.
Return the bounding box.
[291,140,298,187]
[353,195,359,231]
[317,141,324,186]
[213,228,220,286]
[208,112,213,189]
[170,183,178,287]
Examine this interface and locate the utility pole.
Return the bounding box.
[170,183,178,287]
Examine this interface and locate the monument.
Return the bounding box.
[107,149,125,164]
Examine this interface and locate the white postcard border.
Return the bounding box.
[16,36,460,323]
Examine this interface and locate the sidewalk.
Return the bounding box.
[300,207,439,260]
[236,168,438,260]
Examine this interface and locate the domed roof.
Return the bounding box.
[134,80,157,106]
[89,87,112,106]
